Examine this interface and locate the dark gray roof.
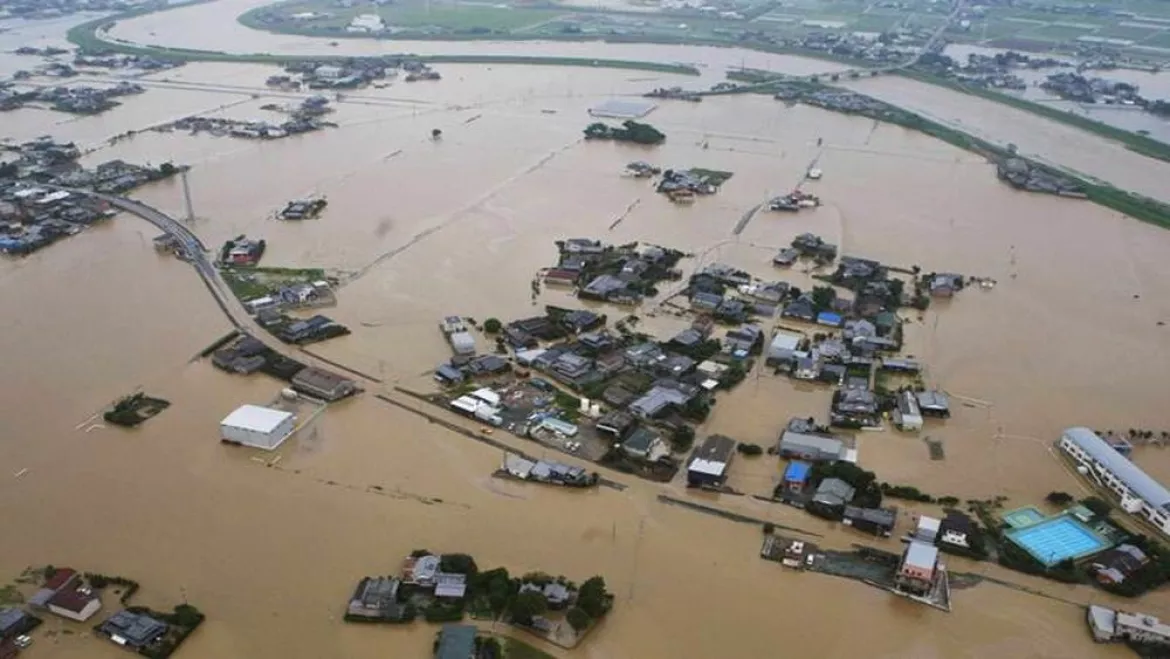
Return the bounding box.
[844,506,896,527]
[814,477,855,504]
[1063,427,1170,512]
[100,610,167,646]
[0,607,28,635]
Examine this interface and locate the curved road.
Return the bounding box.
[64,188,380,383]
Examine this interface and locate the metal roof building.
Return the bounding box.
[220,404,296,450]
[777,430,844,463]
[687,435,737,487]
[1059,427,1170,536]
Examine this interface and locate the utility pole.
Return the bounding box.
[180,169,195,224]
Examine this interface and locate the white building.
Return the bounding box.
[1088,605,1170,646]
[221,404,297,450]
[1058,427,1170,536]
[347,13,385,32]
[893,390,923,431]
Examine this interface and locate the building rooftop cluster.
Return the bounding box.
[0,0,153,18]
[156,113,332,141]
[1,82,145,115]
[501,452,595,487]
[280,57,439,89]
[543,239,684,306]
[0,141,180,255]
[212,334,357,401]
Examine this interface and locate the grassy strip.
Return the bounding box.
[897,69,1170,163]
[503,637,559,659]
[763,78,1170,228]
[67,12,700,74]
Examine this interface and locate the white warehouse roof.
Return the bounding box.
[221,405,293,433]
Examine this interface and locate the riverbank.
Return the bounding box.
[897,69,1170,164]
[739,74,1170,229]
[65,12,701,75]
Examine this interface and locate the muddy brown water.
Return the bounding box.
[0,7,1167,659]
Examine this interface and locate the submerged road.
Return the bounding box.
[62,188,382,383]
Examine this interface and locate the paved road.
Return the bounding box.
[58,188,316,361]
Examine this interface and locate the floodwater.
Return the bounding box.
[943,44,1170,144]
[1,6,1169,659]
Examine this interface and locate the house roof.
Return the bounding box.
[783,461,811,482]
[688,435,736,477]
[48,587,98,614]
[623,427,661,453]
[0,608,28,635]
[434,573,467,599]
[1063,427,1170,512]
[780,430,844,457]
[844,506,897,528]
[916,390,950,410]
[221,404,293,433]
[769,331,801,353]
[43,568,77,591]
[100,610,167,646]
[903,541,939,571]
[814,477,855,504]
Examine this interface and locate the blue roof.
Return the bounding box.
[817,312,842,324]
[784,460,812,482]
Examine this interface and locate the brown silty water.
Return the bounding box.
[0,7,1167,659]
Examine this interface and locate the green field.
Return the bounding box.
[377,4,564,30]
[1097,25,1167,41]
[1024,24,1096,42]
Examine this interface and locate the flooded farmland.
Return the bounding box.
[1,5,1169,659]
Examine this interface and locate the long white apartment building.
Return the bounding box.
[1058,427,1170,536]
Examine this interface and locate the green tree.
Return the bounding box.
[1045,491,1074,506]
[483,318,502,334]
[671,425,695,452]
[1082,496,1112,518]
[439,553,479,577]
[566,607,592,632]
[577,576,610,619]
[173,604,204,628]
[509,589,548,626]
[811,285,836,312]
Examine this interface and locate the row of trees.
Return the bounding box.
[584,120,666,145]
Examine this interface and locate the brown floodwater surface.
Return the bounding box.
[0,8,1168,658]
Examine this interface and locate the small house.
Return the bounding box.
[916,390,951,418]
[938,512,978,553]
[914,515,941,544]
[686,435,737,488]
[97,610,167,649]
[843,506,898,537]
[781,461,812,494]
[778,430,843,462]
[622,426,668,461]
[596,410,635,437]
[1091,544,1150,585]
[809,477,855,519]
[816,311,843,328]
[895,541,940,595]
[893,390,923,431]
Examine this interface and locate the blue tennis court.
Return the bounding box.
[1005,515,1111,566]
